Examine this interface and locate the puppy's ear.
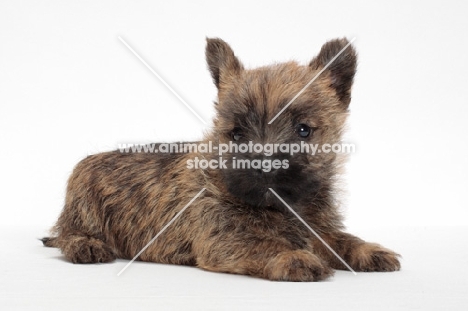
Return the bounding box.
[206,38,243,89]
[310,38,357,107]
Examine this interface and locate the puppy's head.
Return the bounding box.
[205,38,356,210]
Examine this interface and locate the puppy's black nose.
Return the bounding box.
[253,165,278,175]
[253,168,276,174]
[249,155,280,175]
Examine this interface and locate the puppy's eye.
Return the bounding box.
[296,124,312,138]
[231,127,243,141]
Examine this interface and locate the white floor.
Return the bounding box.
[1,226,466,310]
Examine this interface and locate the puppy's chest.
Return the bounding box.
[209,204,313,241]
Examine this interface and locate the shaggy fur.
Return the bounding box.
[42,38,400,281]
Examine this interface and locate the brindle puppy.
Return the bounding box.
[42,38,400,281]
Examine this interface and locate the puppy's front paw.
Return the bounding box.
[264,250,333,282]
[349,243,401,272]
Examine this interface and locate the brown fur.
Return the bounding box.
[43,37,400,281]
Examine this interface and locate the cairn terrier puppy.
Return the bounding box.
[42,37,400,281]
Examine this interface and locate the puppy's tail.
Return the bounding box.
[40,237,58,248]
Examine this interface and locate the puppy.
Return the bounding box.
[42,37,400,281]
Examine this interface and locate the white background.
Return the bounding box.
[1,0,467,310]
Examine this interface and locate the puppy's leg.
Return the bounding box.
[52,232,116,264]
[263,249,333,281]
[195,237,333,281]
[312,231,401,272]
